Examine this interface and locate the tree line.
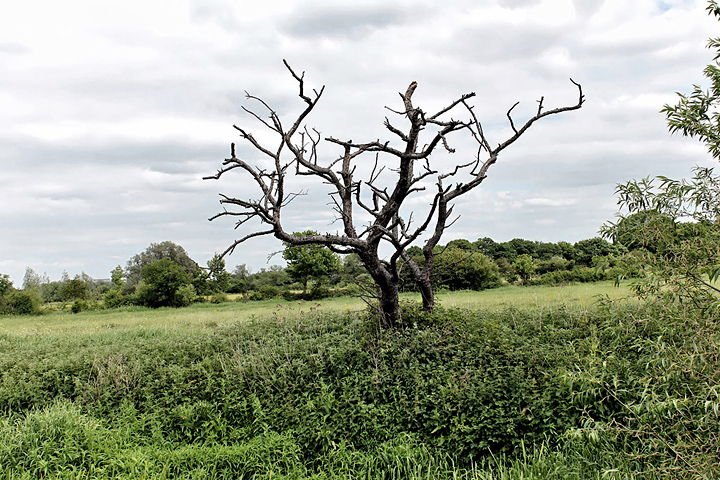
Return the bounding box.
[1,231,641,315]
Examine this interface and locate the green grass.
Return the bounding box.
[437,280,631,311]
[1,280,717,479]
[0,281,631,336]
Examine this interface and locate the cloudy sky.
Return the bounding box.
[1,0,719,284]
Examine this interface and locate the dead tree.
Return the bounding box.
[205,61,584,328]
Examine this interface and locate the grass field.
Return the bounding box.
[0,281,631,336]
[1,279,717,479]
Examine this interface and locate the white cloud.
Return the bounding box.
[1,0,718,283]
[525,198,578,207]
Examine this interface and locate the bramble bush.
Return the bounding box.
[0,298,718,477]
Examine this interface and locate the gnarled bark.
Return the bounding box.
[205,61,584,328]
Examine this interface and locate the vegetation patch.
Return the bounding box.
[1,286,717,478]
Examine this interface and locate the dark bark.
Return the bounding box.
[361,253,401,327]
[205,61,584,328]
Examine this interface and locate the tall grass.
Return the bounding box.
[0,281,715,478]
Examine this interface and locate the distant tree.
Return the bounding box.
[103,289,127,309]
[61,277,89,301]
[493,242,519,262]
[446,239,476,251]
[535,256,572,275]
[249,266,291,289]
[0,274,13,297]
[22,267,47,292]
[283,231,342,293]
[3,291,40,315]
[111,265,125,288]
[494,258,515,280]
[534,241,562,260]
[513,254,536,284]
[506,238,538,258]
[205,61,583,327]
[2,273,40,315]
[232,264,250,279]
[557,241,576,261]
[473,237,500,257]
[0,274,13,314]
[573,237,624,267]
[405,246,423,257]
[207,254,231,293]
[126,241,199,286]
[135,259,195,308]
[341,253,366,278]
[39,281,64,303]
[433,248,501,291]
[227,264,250,294]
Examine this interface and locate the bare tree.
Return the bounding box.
[205,61,584,328]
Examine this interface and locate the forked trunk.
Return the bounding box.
[377,281,401,329]
[417,275,434,312]
[362,253,402,328]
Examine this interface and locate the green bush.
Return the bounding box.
[0,307,589,464]
[535,256,572,274]
[2,291,41,315]
[249,285,280,300]
[562,300,720,478]
[134,259,195,308]
[175,284,198,306]
[402,248,502,292]
[434,249,501,290]
[2,299,716,478]
[70,299,89,314]
[209,292,229,304]
[103,288,127,309]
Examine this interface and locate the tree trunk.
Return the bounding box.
[417,275,434,312]
[361,253,401,328]
[377,280,401,329]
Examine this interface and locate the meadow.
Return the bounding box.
[0,281,717,479]
[0,281,629,336]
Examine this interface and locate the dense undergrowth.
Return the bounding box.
[0,299,718,479]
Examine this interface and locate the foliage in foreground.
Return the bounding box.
[0,297,718,478]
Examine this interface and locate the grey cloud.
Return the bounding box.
[281,6,405,39]
[572,0,605,20]
[3,137,216,170]
[498,0,543,8]
[441,23,563,64]
[0,42,30,54]
[188,0,241,31]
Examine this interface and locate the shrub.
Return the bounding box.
[513,254,536,284]
[175,284,198,307]
[535,256,572,274]
[2,291,41,315]
[210,292,229,304]
[135,259,193,308]
[70,299,89,314]
[249,285,280,301]
[404,248,502,291]
[563,301,720,478]
[103,289,127,309]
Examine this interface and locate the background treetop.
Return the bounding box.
[125,241,199,286]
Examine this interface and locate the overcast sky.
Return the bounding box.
[2,0,719,285]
